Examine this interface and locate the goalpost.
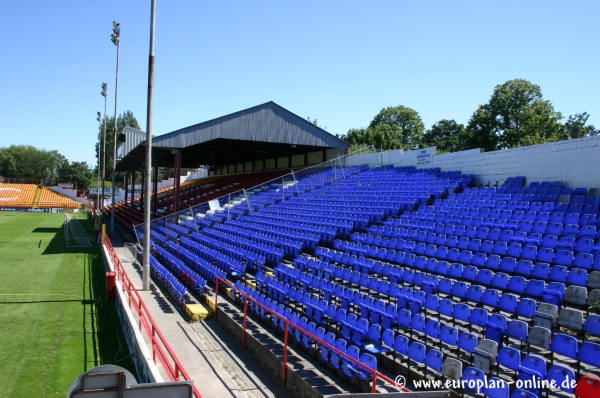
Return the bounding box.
[64,212,92,247]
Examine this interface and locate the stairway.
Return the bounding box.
[32,185,43,208]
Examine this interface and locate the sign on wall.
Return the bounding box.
[416,147,436,166]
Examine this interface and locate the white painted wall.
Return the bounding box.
[344,135,600,189]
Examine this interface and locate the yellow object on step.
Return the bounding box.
[185,303,212,321]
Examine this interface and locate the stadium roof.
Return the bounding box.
[116,101,348,171]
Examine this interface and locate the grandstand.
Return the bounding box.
[128,159,600,398]
[101,102,600,397]
[0,183,79,210]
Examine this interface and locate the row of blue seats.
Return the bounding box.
[155,218,190,236]
[187,231,266,271]
[149,255,187,303]
[408,206,600,227]
[220,220,303,255]
[169,238,231,282]
[243,214,337,242]
[209,225,289,260]
[342,239,599,273]
[250,271,597,398]
[262,263,542,333]
[385,216,599,238]
[275,203,386,223]
[357,228,600,253]
[439,197,599,215]
[238,212,338,242]
[152,246,207,295]
[225,218,319,250]
[317,245,598,291]
[263,207,368,230]
[175,238,246,277]
[292,256,583,308]
[236,217,321,249]
[269,264,600,355]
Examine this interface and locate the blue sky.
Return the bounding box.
[1,1,598,166]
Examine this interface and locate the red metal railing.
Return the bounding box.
[104,236,202,398]
[214,276,411,393]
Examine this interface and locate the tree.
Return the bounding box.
[562,112,597,139]
[369,105,425,150]
[58,161,96,190]
[423,119,467,153]
[466,79,563,151]
[0,145,66,184]
[307,116,327,131]
[95,110,141,186]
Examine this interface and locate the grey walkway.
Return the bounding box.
[107,223,288,398]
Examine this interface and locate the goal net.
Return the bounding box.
[64,212,92,247]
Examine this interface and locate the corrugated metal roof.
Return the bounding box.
[118,126,150,159]
[152,101,347,149]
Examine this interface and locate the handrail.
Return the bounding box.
[103,236,202,398]
[214,276,411,393]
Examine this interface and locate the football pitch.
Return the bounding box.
[0,211,136,397]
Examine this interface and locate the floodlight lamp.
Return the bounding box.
[111,21,120,45]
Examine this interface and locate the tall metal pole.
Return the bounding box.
[96,112,101,212]
[143,0,156,291]
[101,83,108,210]
[111,21,121,237]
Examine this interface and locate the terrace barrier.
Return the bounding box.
[214,276,411,393]
[103,235,202,398]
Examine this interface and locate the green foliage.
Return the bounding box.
[424,119,467,153]
[562,112,597,139]
[59,161,96,189]
[95,110,141,186]
[466,79,564,151]
[307,116,327,131]
[369,105,425,150]
[0,145,67,183]
[589,299,600,315]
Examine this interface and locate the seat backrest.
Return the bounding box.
[408,341,426,363]
[506,319,528,341]
[461,366,486,393]
[575,375,600,398]
[557,308,584,331]
[565,285,587,306]
[521,354,547,378]
[441,357,462,380]
[547,364,576,394]
[551,333,579,359]
[477,338,498,356]
[458,331,478,353]
[527,326,550,350]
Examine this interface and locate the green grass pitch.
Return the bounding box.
[0,211,137,397]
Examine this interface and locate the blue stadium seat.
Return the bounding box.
[547,364,576,394]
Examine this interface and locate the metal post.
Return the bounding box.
[153,163,159,217]
[102,84,108,210]
[96,112,102,212]
[243,189,251,213]
[283,319,289,386]
[111,21,121,237]
[242,298,248,349]
[372,374,377,393]
[214,278,219,321]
